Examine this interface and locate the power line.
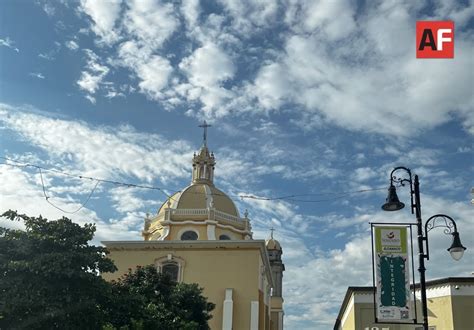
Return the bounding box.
[1,156,173,196]
[1,156,387,212]
[38,168,100,214]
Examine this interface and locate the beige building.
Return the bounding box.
[102,132,285,330]
[334,277,474,330]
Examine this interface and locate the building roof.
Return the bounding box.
[157,183,239,217]
[333,277,474,329]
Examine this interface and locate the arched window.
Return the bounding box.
[181,230,198,240]
[155,255,185,283]
[219,234,231,240]
[161,262,179,281]
[199,165,205,178]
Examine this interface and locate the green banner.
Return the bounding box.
[380,255,406,307]
[373,225,412,322]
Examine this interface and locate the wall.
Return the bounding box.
[103,246,263,330]
[452,295,474,330]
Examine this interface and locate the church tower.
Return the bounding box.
[103,122,284,330]
[266,231,285,330]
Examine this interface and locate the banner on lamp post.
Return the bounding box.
[373,225,413,322]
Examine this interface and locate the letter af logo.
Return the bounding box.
[416,21,454,58]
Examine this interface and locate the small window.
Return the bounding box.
[162,262,179,281]
[219,234,231,240]
[181,230,198,240]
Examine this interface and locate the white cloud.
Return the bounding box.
[77,70,107,94]
[79,0,122,44]
[116,41,173,101]
[181,43,235,88]
[179,42,236,117]
[70,0,473,137]
[286,0,356,40]
[136,56,173,100]
[354,167,377,182]
[218,0,279,34]
[77,49,109,97]
[85,94,96,104]
[38,53,54,60]
[41,2,56,16]
[29,72,45,79]
[180,0,200,28]
[251,22,474,136]
[65,40,79,50]
[109,186,156,213]
[0,37,19,52]
[0,104,192,183]
[123,0,179,48]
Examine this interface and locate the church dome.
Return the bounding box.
[266,237,282,251]
[157,183,239,217]
[142,121,253,242]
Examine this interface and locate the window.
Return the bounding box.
[155,255,185,283]
[161,262,179,281]
[181,230,198,240]
[219,234,231,240]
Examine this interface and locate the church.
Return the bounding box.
[102,124,285,330]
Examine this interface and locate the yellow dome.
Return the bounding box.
[157,183,239,217]
[266,238,282,250]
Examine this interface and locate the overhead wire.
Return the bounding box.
[38,168,101,214]
[1,156,388,213]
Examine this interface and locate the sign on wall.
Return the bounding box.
[373,225,413,322]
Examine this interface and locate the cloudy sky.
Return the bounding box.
[1,0,473,328]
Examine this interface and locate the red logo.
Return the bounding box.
[416,21,454,58]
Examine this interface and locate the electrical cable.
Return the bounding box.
[38,167,100,214]
[1,156,389,211]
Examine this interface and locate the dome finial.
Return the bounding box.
[198,120,212,147]
[270,227,275,239]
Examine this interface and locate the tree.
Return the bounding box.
[0,210,117,329]
[104,265,215,330]
[0,211,215,330]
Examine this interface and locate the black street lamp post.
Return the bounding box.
[381,166,466,330]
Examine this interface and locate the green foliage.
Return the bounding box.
[105,265,215,330]
[0,210,215,330]
[0,210,117,329]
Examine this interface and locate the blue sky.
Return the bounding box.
[0,0,473,328]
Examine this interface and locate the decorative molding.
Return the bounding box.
[157,226,169,241]
[215,222,249,234]
[203,184,213,209]
[278,311,284,330]
[222,288,233,330]
[162,208,246,224]
[207,224,216,240]
[250,301,259,330]
[154,254,185,282]
[159,219,251,235]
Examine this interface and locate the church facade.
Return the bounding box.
[102,127,285,330]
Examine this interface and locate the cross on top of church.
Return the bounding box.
[198,120,212,147]
[270,227,275,239]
